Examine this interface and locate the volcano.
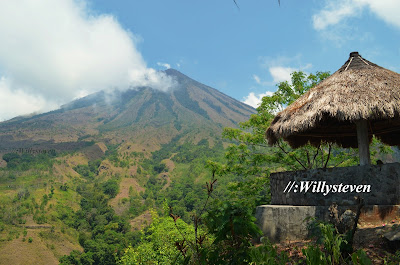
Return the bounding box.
[0,69,255,154]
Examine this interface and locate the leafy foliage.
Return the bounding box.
[222,71,362,173]
[73,159,101,179]
[59,182,139,265]
[304,218,373,265]
[2,152,55,171]
[249,238,289,265]
[118,211,197,265]
[102,179,119,198]
[204,199,262,264]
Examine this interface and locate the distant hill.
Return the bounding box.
[0,69,255,154]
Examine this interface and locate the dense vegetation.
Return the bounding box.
[3,152,56,171]
[0,71,399,264]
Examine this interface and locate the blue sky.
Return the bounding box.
[0,0,399,120]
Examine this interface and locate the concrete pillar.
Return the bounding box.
[356,120,370,165]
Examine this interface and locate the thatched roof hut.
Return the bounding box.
[266,52,400,165]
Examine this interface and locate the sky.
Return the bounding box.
[0,0,399,121]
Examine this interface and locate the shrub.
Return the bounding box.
[102,179,119,198]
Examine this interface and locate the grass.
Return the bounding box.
[0,228,82,265]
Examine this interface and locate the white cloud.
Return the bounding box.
[251,74,275,86]
[157,62,171,69]
[312,0,363,30]
[312,0,400,42]
[260,54,304,69]
[258,54,311,83]
[246,55,312,109]
[269,66,297,83]
[242,91,274,108]
[0,77,58,121]
[357,0,400,28]
[253,74,261,84]
[0,0,176,121]
[303,63,313,70]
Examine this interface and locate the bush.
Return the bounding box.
[102,179,119,198]
[2,153,20,163]
[305,219,371,264]
[249,238,289,264]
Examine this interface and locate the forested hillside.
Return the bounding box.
[0,69,256,264]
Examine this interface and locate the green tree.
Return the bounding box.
[2,153,20,163]
[102,179,119,198]
[213,71,366,210]
[118,210,198,265]
[223,71,351,170]
[224,70,391,173]
[204,199,262,264]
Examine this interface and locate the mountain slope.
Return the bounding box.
[0,69,255,152]
[0,69,256,263]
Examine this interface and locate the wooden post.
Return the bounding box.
[356,120,370,165]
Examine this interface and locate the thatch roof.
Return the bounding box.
[266,52,400,148]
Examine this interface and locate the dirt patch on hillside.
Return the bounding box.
[82,143,107,161]
[0,158,6,168]
[0,231,58,265]
[109,177,144,215]
[120,177,144,196]
[194,172,208,184]
[160,173,172,190]
[53,161,80,182]
[0,228,81,265]
[23,215,39,226]
[95,142,108,153]
[163,158,175,172]
[63,154,88,167]
[130,211,153,231]
[98,159,125,178]
[127,165,138,177]
[159,158,175,190]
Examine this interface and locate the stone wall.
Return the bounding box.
[256,205,400,242]
[270,162,400,206]
[255,205,324,242]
